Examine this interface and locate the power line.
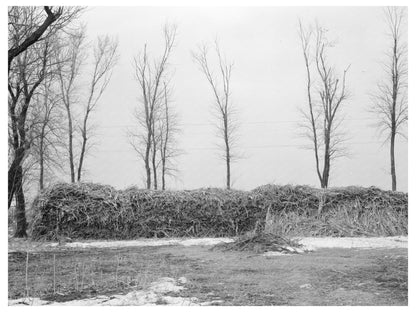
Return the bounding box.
[98,140,387,153]
[98,117,379,129]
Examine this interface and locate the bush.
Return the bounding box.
[30,182,408,240]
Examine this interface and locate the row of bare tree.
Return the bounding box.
[129,25,180,191]
[8,6,118,237]
[129,27,238,191]
[190,7,407,192]
[298,7,407,191]
[7,7,407,239]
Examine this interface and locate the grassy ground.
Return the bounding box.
[8,243,407,305]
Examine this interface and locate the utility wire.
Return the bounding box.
[97,117,380,129]
[98,140,388,153]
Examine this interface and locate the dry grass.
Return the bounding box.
[8,248,183,302]
[8,244,408,305]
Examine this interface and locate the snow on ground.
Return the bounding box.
[8,276,223,306]
[8,236,407,253]
[63,236,407,250]
[65,237,235,249]
[297,236,407,249]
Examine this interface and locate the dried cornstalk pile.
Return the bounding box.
[212,232,303,253]
[30,183,122,240]
[31,183,262,240]
[30,183,408,240]
[252,184,407,216]
[253,184,408,236]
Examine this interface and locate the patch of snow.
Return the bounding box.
[8,236,407,254]
[200,300,224,306]
[149,277,184,293]
[63,236,406,250]
[178,276,188,284]
[297,236,407,249]
[64,237,234,249]
[263,251,293,257]
[162,296,200,305]
[8,276,222,306]
[8,297,51,306]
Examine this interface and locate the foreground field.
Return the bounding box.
[8,237,408,306]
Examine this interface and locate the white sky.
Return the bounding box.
[75,6,407,191]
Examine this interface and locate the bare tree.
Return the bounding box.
[192,40,237,189]
[158,82,181,190]
[8,6,83,237]
[130,24,177,189]
[31,73,66,190]
[55,27,86,183]
[8,6,83,72]
[299,21,350,189]
[8,39,51,237]
[371,7,407,191]
[8,6,82,206]
[77,36,118,181]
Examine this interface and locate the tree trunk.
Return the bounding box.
[226,152,231,189]
[224,119,231,190]
[77,116,88,181]
[390,131,397,191]
[8,162,18,209]
[14,165,27,237]
[39,133,45,190]
[152,149,158,190]
[151,132,158,190]
[161,158,166,190]
[65,106,75,183]
[144,132,152,189]
[322,148,330,189]
[8,147,26,209]
[77,134,86,182]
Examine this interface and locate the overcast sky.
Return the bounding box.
[76,6,408,191]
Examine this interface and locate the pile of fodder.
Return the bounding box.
[31,183,122,240]
[213,232,304,254]
[31,183,262,240]
[253,184,407,215]
[120,187,262,238]
[30,182,408,241]
[254,185,408,237]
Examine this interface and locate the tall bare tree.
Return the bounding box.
[8,39,51,236]
[8,6,83,237]
[31,73,66,190]
[299,21,350,189]
[8,6,82,211]
[158,82,181,190]
[371,7,408,191]
[130,24,177,189]
[192,40,237,189]
[77,35,118,181]
[55,27,86,183]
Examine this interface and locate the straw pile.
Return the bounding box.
[30,182,408,241]
[253,185,408,236]
[31,183,262,240]
[212,232,304,253]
